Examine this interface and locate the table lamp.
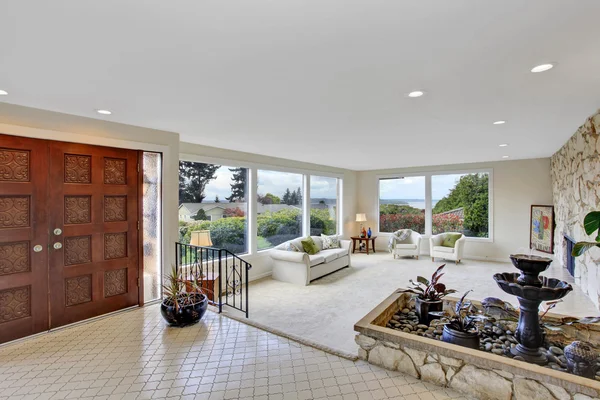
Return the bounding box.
[356,213,366,237]
[190,230,213,247]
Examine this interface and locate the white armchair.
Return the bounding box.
[430,232,466,264]
[392,230,422,259]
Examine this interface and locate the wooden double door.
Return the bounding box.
[0,134,140,344]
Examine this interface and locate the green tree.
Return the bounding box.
[193,209,209,221]
[432,173,489,237]
[178,161,220,204]
[258,193,281,205]
[282,188,292,205]
[226,167,247,202]
[214,195,220,203]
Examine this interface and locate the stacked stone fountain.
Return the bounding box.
[493,254,573,365]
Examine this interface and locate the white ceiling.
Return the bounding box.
[1,1,600,171]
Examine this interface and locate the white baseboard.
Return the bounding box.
[249,271,272,282]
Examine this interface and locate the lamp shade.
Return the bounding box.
[190,230,213,247]
[356,213,367,222]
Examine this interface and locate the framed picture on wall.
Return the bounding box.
[530,205,555,254]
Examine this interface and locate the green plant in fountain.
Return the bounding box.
[398,264,457,301]
[163,265,206,312]
[572,211,600,257]
[434,290,488,333]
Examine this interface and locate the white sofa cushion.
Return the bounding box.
[395,244,418,250]
[320,249,339,263]
[433,246,455,254]
[331,248,348,258]
[308,254,325,266]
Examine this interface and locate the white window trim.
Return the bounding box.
[376,168,493,243]
[179,153,344,257]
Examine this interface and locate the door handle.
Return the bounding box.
[33,245,43,253]
[53,242,63,250]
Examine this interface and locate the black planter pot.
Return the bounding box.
[415,298,443,325]
[441,325,480,349]
[161,293,208,327]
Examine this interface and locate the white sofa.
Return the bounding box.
[392,230,422,259]
[430,232,466,264]
[269,236,351,285]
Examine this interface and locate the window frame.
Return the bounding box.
[178,155,252,256]
[179,153,344,257]
[376,168,493,243]
[308,175,341,237]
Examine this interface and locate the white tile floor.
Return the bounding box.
[0,306,466,400]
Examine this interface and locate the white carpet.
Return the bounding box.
[242,253,597,357]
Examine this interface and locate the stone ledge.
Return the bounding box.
[355,291,600,399]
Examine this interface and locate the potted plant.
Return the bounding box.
[440,290,485,349]
[161,266,209,327]
[399,264,457,324]
[572,211,600,257]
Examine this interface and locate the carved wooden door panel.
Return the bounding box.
[48,142,139,328]
[0,135,49,344]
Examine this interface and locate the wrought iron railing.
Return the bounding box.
[175,242,251,317]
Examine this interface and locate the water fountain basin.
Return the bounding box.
[493,272,573,301]
[509,254,554,286]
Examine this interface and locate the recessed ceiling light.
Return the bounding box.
[96,109,112,115]
[408,91,424,98]
[493,120,506,125]
[502,155,510,159]
[499,144,509,147]
[531,64,554,73]
[0,90,7,96]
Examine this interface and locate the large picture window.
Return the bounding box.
[257,170,304,250]
[432,172,489,238]
[178,161,249,254]
[378,171,491,238]
[310,176,338,235]
[379,176,426,234]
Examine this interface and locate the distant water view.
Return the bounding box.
[380,199,439,210]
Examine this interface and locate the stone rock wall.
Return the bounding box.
[356,333,598,400]
[551,111,600,308]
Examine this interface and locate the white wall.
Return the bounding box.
[180,141,358,280]
[357,158,554,261]
[0,103,180,285]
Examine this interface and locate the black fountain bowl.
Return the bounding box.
[493,273,573,301]
[509,254,553,274]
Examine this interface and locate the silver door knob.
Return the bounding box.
[33,245,43,253]
[53,242,62,250]
[54,228,62,235]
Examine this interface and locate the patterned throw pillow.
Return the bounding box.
[283,242,301,252]
[321,234,340,249]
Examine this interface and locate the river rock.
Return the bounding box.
[550,346,564,356]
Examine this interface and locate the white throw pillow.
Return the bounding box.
[321,234,340,249]
[283,241,301,252]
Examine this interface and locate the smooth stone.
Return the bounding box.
[392,315,401,321]
[485,343,493,351]
[482,338,493,343]
[498,336,507,341]
[547,354,560,364]
[417,324,429,330]
[514,356,525,361]
[550,346,564,356]
[558,355,567,363]
[403,328,411,333]
[506,330,512,335]
[492,348,504,355]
